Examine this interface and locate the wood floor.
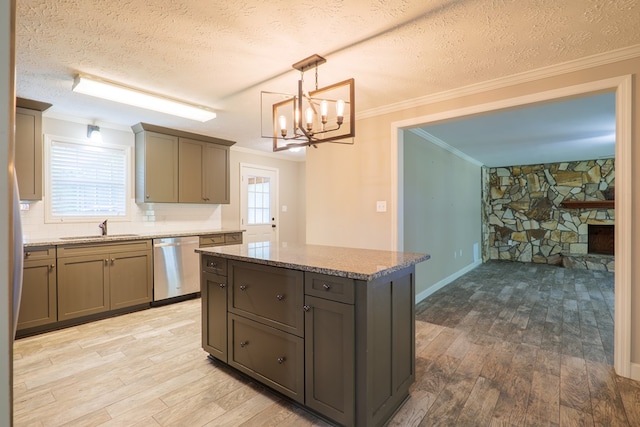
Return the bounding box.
[13,261,640,426]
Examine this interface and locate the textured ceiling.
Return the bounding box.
[15,0,640,161]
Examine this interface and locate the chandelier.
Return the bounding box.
[261,54,355,152]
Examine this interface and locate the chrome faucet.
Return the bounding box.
[99,219,108,236]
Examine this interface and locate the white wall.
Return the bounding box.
[1,0,13,422]
[403,131,482,299]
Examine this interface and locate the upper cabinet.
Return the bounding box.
[15,98,51,201]
[133,123,234,204]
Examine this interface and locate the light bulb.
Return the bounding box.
[336,99,345,125]
[320,100,328,124]
[305,107,314,131]
[279,115,287,137]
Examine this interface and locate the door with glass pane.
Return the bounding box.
[240,164,278,243]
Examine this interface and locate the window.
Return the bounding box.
[247,175,271,225]
[45,136,129,221]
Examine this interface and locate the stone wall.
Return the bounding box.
[482,158,615,270]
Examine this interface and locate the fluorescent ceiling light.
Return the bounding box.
[72,75,216,122]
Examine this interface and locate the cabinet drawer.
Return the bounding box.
[57,240,152,258]
[228,314,303,403]
[224,232,242,245]
[201,255,227,276]
[200,234,225,246]
[229,261,304,337]
[23,246,55,261]
[305,272,354,304]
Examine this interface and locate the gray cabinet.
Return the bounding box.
[133,123,234,204]
[179,138,230,204]
[57,240,152,321]
[135,130,179,203]
[15,98,50,201]
[15,107,43,200]
[17,247,57,330]
[304,274,355,425]
[201,254,228,362]
[200,254,417,427]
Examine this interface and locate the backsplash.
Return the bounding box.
[20,197,222,241]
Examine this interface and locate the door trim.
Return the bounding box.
[239,163,279,243]
[390,75,634,379]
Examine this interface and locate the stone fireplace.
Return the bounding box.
[482,158,615,272]
[588,224,614,255]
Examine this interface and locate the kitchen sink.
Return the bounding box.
[59,234,138,240]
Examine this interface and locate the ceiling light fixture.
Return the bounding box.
[87,124,102,143]
[72,75,217,122]
[261,54,355,152]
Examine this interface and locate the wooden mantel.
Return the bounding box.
[561,200,615,209]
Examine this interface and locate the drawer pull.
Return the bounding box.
[303,305,310,312]
[276,294,285,301]
[277,357,286,364]
[208,261,217,268]
[240,341,249,348]
[24,252,31,258]
[322,283,331,291]
[240,285,248,291]
[218,283,226,289]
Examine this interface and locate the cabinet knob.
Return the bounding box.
[240,341,249,348]
[146,195,150,199]
[50,264,55,270]
[111,258,115,264]
[322,283,331,291]
[276,294,285,301]
[105,259,109,265]
[218,283,226,289]
[303,305,310,312]
[277,357,286,364]
[24,252,31,258]
[240,285,247,291]
[209,261,217,268]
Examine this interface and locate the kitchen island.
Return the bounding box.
[197,242,429,427]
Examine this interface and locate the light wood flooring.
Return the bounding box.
[13,261,640,426]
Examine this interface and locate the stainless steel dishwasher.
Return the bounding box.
[153,236,200,302]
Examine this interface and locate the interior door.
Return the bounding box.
[240,164,278,243]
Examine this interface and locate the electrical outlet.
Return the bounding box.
[376,201,387,212]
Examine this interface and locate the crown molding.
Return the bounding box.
[409,128,483,167]
[42,111,134,133]
[359,44,640,120]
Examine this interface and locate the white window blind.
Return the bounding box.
[49,140,127,218]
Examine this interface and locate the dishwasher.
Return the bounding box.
[153,236,200,303]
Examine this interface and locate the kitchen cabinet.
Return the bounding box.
[199,232,243,247]
[201,255,228,362]
[179,138,230,204]
[304,274,356,425]
[15,98,51,200]
[57,240,152,321]
[226,260,305,402]
[133,123,234,204]
[134,130,179,203]
[17,246,57,331]
[199,249,419,427]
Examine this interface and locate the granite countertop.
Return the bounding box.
[23,229,245,247]
[197,242,430,281]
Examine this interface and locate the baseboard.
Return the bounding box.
[630,362,640,381]
[415,260,482,304]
